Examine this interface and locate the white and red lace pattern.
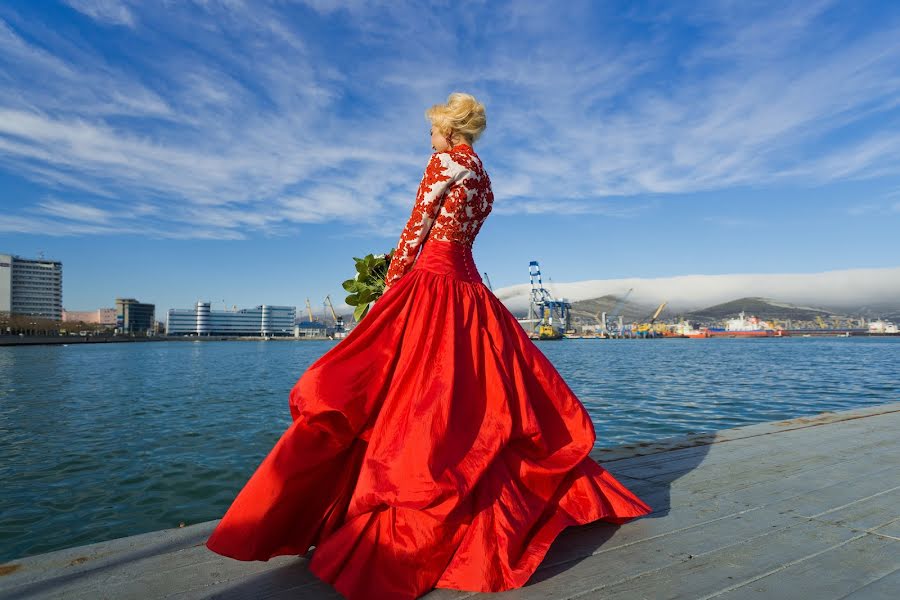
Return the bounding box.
[385,144,493,288]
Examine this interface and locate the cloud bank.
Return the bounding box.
[491,266,900,314]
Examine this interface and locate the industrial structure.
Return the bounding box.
[633,301,669,338]
[294,297,328,338]
[523,260,571,340]
[482,272,493,292]
[324,295,347,339]
[594,288,633,338]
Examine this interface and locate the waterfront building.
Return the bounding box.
[295,320,328,338]
[0,253,63,320]
[166,301,296,337]
[115,298,156,334]
[62,308,117,326]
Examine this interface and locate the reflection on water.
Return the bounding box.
[0,337,896,560]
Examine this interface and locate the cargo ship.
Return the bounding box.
[868,320,899,334]
[707,311,781,338]
[671,320,709,338]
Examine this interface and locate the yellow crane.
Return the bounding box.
[324,295,343,330]
[305,298,316,322]
[635,301,668,336]
[538,306,563,339]
[815,315,828,329]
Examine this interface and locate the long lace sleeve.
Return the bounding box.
[384,152,459,288]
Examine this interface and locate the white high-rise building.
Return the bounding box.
[0,253,63,320]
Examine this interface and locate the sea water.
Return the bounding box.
[0,337,896,560]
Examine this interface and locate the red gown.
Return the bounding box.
[205,143,653,599]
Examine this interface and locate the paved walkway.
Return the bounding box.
[2,402,898,599]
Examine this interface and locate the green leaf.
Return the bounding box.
[353,302,368,322]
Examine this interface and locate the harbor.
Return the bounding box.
[514,262,899,340]
[1,402,897,599]
[3,252,897,344]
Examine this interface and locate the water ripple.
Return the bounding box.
[0,337,897,560]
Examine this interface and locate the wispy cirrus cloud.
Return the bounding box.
[847,187,900,215]
[36,198,115,223]
[1,0,899,241]
[63,0,135,27]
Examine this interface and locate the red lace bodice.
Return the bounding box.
[384,143,493,287]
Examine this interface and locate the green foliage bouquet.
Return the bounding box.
[342,249,395,322]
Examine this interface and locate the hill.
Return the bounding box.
[509,294,899,327]
[487,266,900,317]
[568,295,661,325]
[681,297,835,323]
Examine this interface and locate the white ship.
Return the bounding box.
[725,311,775,332]
[700,311,780,337]
[672,320,708,338]
[868,320,899,334]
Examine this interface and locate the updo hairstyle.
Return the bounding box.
[426,92,487,145]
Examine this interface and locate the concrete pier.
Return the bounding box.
[2,402,898,599]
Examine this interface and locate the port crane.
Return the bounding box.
[527,260,571,339]
[305,298,316,322]
[482,272,493,292]
[596,288,633,338]
[634,301,668,337]
[324,295,344,331]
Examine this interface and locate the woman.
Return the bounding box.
[206,92,652,599]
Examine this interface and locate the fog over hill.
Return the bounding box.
[681,298,832,322]
[491,266,900,317]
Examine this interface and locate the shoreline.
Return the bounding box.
[0,335,334,347]
[3,332,898,347]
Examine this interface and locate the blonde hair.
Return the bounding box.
[426,92,487,145]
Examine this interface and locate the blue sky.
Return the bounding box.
[1,0,899,317]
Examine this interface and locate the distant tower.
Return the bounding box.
[261,304,271,336]
[196,301,211,336]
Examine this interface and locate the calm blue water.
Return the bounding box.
[0,337,897,561]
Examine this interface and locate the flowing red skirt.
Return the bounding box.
[205,239,652,599]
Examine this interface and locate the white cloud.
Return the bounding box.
[492,266,900,314]
[0,213,244,239]
[64,0,135,27]
[1,1,900,240]
[36,198,113,223]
